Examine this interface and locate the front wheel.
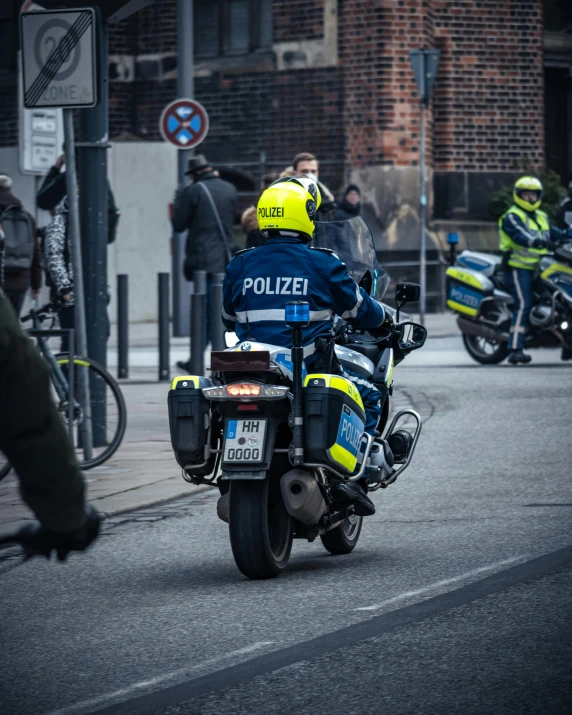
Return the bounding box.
[229,476,293,579]
[321,514,363,555]
[55,354,127,469]
[462,333,509,365]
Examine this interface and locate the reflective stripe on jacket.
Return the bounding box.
[499,205,550,270]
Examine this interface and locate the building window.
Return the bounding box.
[195,0,272,58]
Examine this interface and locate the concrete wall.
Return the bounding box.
[107,141,177,322]
[1,142,177,322]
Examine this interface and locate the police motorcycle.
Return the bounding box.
[445,238,572,364]
[167,218,427,579]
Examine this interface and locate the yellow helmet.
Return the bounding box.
[514,176,543,212]
[257,177,322,238]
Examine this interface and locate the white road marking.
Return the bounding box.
[353,557,526,612]
[43,641,276,715]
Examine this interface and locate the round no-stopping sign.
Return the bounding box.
[159,98,209,149]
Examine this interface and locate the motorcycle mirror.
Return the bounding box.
[398,322,427,351]
[395,282,420,322]
[395,282,421,305]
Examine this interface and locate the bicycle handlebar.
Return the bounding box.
[20,301,60,325]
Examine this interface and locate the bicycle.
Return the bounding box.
[0,302,127,481]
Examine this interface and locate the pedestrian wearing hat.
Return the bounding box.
[172,155,238,371]
[334,185,362,221]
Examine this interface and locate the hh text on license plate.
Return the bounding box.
[224,419,266,462]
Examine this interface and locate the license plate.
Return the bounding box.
[223,419,267,463]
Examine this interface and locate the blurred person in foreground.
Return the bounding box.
[334,184,362,221]
[289,152,336,220]
[499,175,569,364]
[0,173,42,316]
[172,154,238,370]
[0,287,100,561]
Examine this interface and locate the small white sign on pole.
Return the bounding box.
[19,53,64,175]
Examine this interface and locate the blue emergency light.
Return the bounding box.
[447,232,459,245]
[285,301,310,328]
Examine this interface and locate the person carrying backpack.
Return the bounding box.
[0,173,42,316]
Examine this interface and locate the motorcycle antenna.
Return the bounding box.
[240,254,253,340]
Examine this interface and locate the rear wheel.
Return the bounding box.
[462,333,509,364]
[229,474,293,579]
[320,514,363,555]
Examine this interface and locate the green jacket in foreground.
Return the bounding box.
[0,289,86,532]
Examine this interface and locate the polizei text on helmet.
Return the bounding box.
[258,207,285,218]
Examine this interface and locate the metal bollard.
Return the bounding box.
[211,272,226,351]
[190,270,207,375]
[117,274,129,379]
[158,273,170,382]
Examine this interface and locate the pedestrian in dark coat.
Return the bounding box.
[0,174,42,316]
[36,153,120,243]
[172,154,238,275]
[334,184,361,221]
[172,154,238,369]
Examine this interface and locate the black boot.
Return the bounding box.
[561,347,572,361]
[507,350,532,365]
[176,360,192,372]
[330,481,375,517]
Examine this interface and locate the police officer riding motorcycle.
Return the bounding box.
[168,176,426,579]
[446,176,572,365]
[222,177,390,513]
[499,176,569,364]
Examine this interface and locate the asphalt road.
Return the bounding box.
[2,336,571,715]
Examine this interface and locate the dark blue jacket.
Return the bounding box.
[222,236,385,358]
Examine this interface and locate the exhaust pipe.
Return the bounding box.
[280,470,326,525]
[457,316,508,343]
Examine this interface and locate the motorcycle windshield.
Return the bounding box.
[312,217,390,300]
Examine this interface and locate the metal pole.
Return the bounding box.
[419,102,427,324]
[190,270,206,375]
[67,328,75,444]
[210,272,225,351]
[117,274,129,379]
[79,12,108,446]
[158,273,170,382]
[63,108,93,459]
[172,0,195,337]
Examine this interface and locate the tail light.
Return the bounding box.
[202,382,289,401]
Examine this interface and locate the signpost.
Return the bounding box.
[21,7,98,456]
[20,8,97,108]
[160,94,209,337]
[159,98,209,149]
[409,48,440,324]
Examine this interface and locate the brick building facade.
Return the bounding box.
[1,0,571,251]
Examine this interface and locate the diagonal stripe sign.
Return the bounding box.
[21,9,97,109]
[25,12,92,106]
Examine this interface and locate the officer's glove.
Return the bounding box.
[531,238,547,249]
[14,505,101,562]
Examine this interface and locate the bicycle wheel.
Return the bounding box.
[55,354,127,470]
[0,451,11,482]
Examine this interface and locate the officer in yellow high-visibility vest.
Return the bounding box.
[499,176,567,364]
